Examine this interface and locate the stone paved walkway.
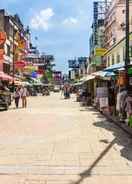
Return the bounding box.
[0,93,132,183]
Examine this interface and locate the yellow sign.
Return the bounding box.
[94,48,107,56]
[24,65,38,72]
[130,34,132,41]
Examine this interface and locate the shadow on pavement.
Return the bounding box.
[93,120,132,161]
[70,138,117,184]
[70,107,132,184]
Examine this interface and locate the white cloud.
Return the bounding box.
[30,8,54,30]
[63,17,78,26]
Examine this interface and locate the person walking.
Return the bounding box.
[21,86,28,108]
[14,87,21,108]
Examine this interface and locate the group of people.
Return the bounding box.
[14,86,29,109]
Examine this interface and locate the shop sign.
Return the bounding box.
[24,65,38,72]
[130,34,132,41]
[18,39,26,50]
[15,60,26,69]
[0,32,6,45]
[94,48,107,56]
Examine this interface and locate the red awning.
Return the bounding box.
[0,71,13,81]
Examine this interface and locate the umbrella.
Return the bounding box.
[0,72,13,81]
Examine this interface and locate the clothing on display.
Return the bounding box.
[126,96,132,116]
[100,97,109,108]
[116,90,127,113]
[96,87,108,98]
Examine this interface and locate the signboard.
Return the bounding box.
[18,39,26,50]
[94,48,107,56]
[15,60,26,69]
[24,65,38,72]
[68,59,78,68]
[0,32,6,45]
[53,71,62,81]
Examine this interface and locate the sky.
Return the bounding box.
[0,0,93,72]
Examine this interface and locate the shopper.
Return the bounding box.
[21,86,28,108]
[14,87,21,108]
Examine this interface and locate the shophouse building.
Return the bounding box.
[104,0,132,66]
[0,9,30,74]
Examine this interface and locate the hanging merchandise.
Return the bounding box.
[96,87,108,98]
[117,71,127,86]
[126,96,132,117]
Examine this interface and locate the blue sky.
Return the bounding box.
[0,0,93,72]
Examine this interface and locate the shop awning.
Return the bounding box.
[74,82,83,86]
[0,72,13,81]
[80,75,95,83]
[104,63,124,72]
[93,71,115,78]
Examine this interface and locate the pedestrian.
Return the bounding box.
[20,86,29,108]
[14,87,21,108]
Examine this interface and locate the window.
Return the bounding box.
[116,53,120,63]
[112,54,114,65]
[7,45,10,57]
[9,24,14,37]
[123,47,125,60]
[107,56,110,66]
[130,46,132,57]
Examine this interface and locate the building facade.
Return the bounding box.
[89,1,109,72]
[104,0,132,49]
[105,32,132,67]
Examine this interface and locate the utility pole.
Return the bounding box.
[125,0,130,67]
[12,27,17,92]
[125,0,131,94]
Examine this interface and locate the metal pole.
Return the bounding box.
[12,28,15,92]
[125,0,130,92]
